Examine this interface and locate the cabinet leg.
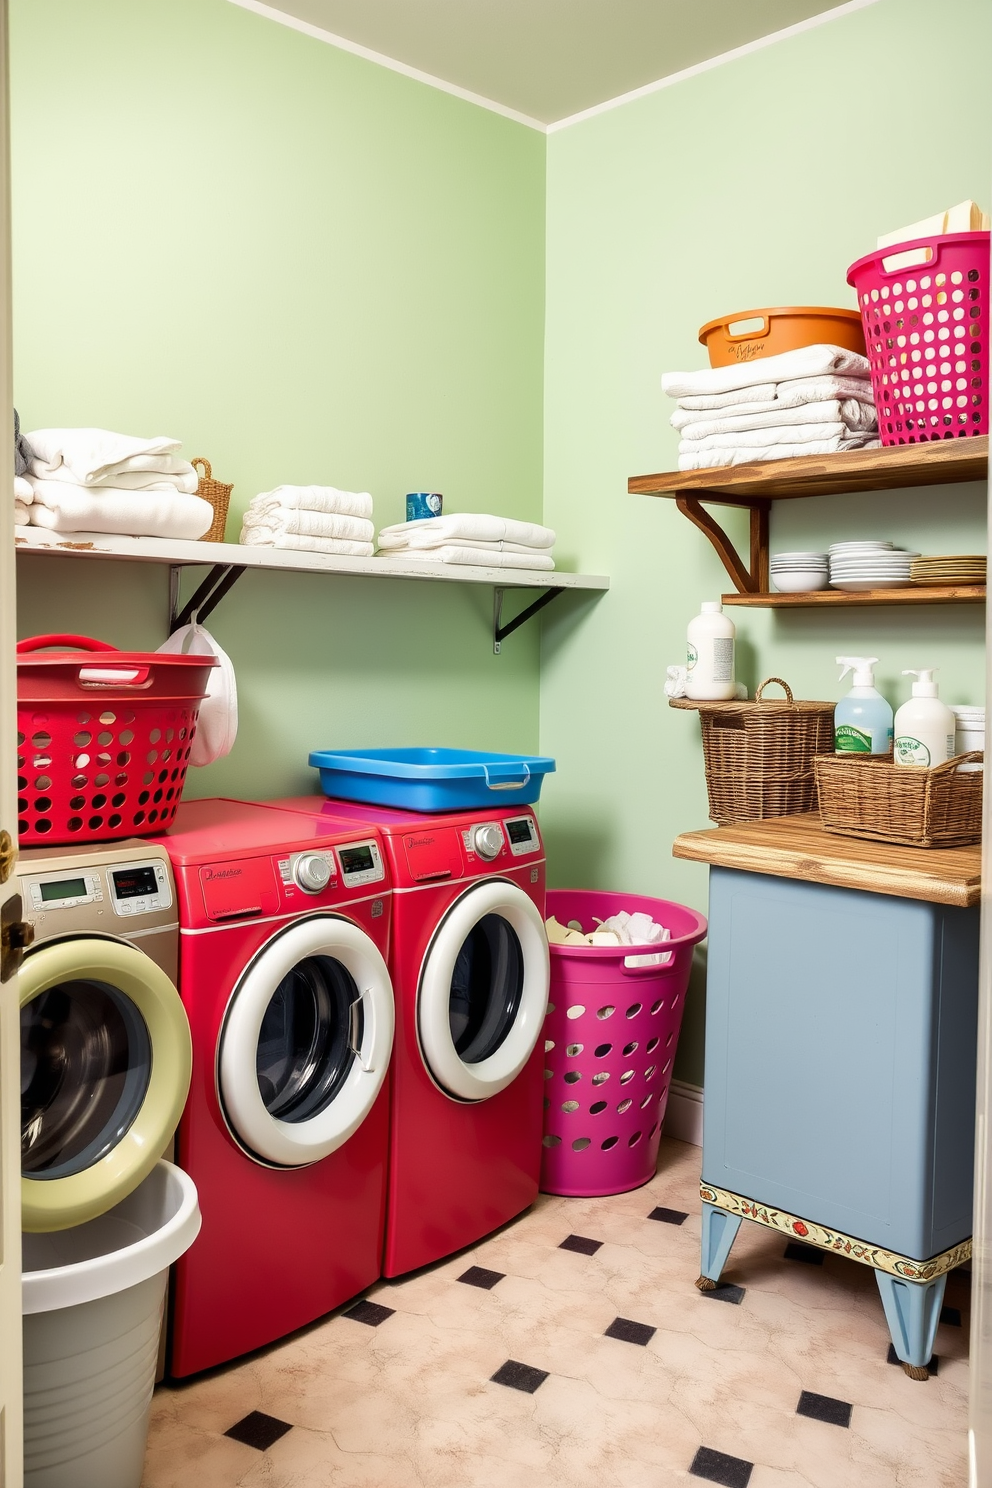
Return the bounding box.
[874,1269,947,1379]
[697,1202,743,1291]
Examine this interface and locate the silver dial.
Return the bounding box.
[472,824,504,861]
[294,853,332,894]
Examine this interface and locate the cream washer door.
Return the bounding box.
[417,880,549,1102]
[218,916,394,1167]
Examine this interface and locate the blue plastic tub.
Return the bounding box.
[308,747,556,813]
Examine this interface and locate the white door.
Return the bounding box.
[0,0,23,1480]
[418,880,549,1102]
[218,916,394,1167]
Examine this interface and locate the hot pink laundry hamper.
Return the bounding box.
[540,890,707,1198]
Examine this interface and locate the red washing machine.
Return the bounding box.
[262,797,549,1277]
[151,799,394,1376]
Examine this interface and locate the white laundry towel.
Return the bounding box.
[247,485,373,521]
[678,400,877,441]
[25,429,184,485]
[34,459,199,493]
[241,508,374,545]
[380,544,555,571]
[14,475,32,502]
[378,532,544,555]
[662,344,871,401]
[673,374,874,414]
[378,513,556,551]
[14,501,31,524]
[678,434,880,470]
[680,422,847,452]
[240,529,374,557]
[28,480,213,539]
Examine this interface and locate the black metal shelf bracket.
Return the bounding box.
[493,586,565,654]
[170,563,246,633]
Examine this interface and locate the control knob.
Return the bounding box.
[472,824,504,861]
[294,853,332,894]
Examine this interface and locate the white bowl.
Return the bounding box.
[772,571,832,593]
[771,552,829,563]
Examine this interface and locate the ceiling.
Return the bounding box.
[238,0,856,127]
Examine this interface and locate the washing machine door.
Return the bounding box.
[418,879,549,1102]
[218,915,394,1168]
[19,935,192,1233]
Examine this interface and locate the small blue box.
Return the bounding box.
[406,492,442,522]
[308,746,555,812]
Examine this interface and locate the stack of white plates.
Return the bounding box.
[828,541,920,591]
[770,551,829,593]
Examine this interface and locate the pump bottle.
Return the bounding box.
[894,669,956,767]
[834,657,893,755]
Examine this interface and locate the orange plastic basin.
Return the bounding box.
[698,306,866,368]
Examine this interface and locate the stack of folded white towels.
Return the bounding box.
[18,428,213,539]
[662,345,880,471]
[240,486,375,556]
[377,513,556,570]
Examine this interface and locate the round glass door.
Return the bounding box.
[218,916,393,1168]
[419,881,549,1102]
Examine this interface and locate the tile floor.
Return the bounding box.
[143,1137,970,1488]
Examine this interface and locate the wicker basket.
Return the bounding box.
[191,457,233,543]
[684,678,836,825]
[814,751,984,848]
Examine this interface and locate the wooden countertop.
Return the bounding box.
[672,814,982,907]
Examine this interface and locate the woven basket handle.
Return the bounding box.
[932,749,984,775]
[191,457,211,480]
[755,677,794,703]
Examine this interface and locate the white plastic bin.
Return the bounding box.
[22,1160,200,1488]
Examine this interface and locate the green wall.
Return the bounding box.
[540,0,992,1086]
[11,0,547,793]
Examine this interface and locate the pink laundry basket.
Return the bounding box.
[540,890,707,1198]
[847,231,989,444]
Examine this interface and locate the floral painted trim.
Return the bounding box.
[700,1183,972,1282]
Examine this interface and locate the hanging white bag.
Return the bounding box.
[157,622,238,766]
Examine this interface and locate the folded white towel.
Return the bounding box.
[33,459,199,494]
[25,429,184,485]
[680,422,846,452]
[240,529,374,556]
[674,374,873,413]
[241,508,374,544]
[28,480,213,539]
[378,532,542,555]
[380,544,555,571]
[14,475,32,502]
[678,434,880,470]
[378,513,556,551]
[678,400,877,441]
[14,501,31,524]
[662,345,871,401]
[247,485,373,521]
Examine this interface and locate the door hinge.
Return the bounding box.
[0,828,15,884]
[1,893,34,982]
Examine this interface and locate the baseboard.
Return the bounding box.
[664,1079,703,1147]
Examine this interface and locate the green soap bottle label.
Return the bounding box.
[895,735,931,766]
[835,724,872,753]
[687,644,697,671]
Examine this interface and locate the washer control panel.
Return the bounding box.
[504,816,541,857]
[25,869,104,912]
[337,839,385,889]
[108,859,173,916]
[277,850,337,893]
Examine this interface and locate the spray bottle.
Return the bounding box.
[834,657,893,755]
[894,669,956,767]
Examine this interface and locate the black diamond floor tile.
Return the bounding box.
[604,1316,656,1346]
[559,1234,603,1255]
[941,1305,963,1327]
[784,1241,825,1266]
[458,1265,505,1290]
[689,1444,754,1486]
[648,1206,689,1225]
[343,1299,395,1327]
[701,1281,745,1305]
[887,1344,939,1374]
[490,1359,549,1394]
[797,1390,853,1427]
[225,1411,293,1452]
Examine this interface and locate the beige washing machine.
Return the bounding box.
[16,841,192,1234]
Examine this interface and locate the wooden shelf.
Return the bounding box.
[723,584,985,608]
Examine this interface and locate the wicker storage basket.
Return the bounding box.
[191,457,233,543]
[814,751,984,848]
[681,678,836,825]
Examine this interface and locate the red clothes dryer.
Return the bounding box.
[265,797,549,1277]
[152,799,393,1375]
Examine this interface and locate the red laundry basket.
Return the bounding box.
[16,634,216,846]
[848,231,989,444]
[540,889,707,1198]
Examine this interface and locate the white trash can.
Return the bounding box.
[22,1160,200,1488]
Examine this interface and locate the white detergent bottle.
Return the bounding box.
[894,669,956,767]
[685,601,736,701]
[834,656,893,754]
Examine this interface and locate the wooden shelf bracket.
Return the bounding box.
[675,494,771,594]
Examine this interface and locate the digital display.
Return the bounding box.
[40,877,86,902]
[339,845,374,875]
[112,866,158,899]
[507,819,534,845]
